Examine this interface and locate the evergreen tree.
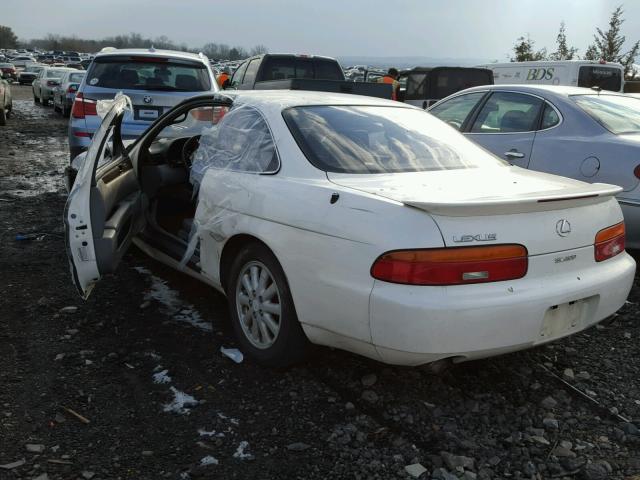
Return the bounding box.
[511,35,547,62]
[590,5,640,75]
[550,22,578,60]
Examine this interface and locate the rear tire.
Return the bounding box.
[62,105,69,118]
[33,93,40,104]
[0,108,6,126]
[41,96,48,107]
[227,242,309,367]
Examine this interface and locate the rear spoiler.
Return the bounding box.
[404,183,622,216]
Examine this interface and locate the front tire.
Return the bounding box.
[227,243,309,367]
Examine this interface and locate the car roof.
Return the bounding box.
[222,89,409,110]
[457,84,627,98]
[94,48,207,63]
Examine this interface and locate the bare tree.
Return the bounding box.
[0,25,18,49]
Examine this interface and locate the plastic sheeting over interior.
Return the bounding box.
[181,104,280,267]
[190,105,279,186]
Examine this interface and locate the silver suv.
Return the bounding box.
[68,48,218,161]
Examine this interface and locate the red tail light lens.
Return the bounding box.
[190,106,228,123]
[371,245,528,286]
[595,222,625,262]
[71,92,97,119]
[634,165,640,179]
[67,85,78,94]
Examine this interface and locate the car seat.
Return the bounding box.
[500,110,531,132]
[175,74,198,91]
[120,69,139,86]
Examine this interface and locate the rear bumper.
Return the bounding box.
[369,248,635,366]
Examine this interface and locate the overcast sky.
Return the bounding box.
[4,0,640,60]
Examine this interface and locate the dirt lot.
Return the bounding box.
[1,84,639,480]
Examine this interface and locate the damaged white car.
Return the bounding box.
[65,91,635,367]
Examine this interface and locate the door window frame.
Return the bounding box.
[537,100,563,132]
[464,90,561,135]
[429,90,490,131]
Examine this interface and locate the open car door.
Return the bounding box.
[65,95,144,298]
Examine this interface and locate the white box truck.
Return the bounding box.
[476,60,624,92]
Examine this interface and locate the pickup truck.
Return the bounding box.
[223,54,392,100]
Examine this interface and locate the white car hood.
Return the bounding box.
[327,166,621,216]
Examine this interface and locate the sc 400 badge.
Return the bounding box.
[453,233,497,243]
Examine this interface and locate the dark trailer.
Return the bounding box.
[400,66,493,108]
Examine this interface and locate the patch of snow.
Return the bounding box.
[153,369,172,384]
[233,441,253,460]
[198,428,225,438]
[217,412,240,425]
[133,266,212,331]
[163,386,200,415]
[220,346,244,363]
[200,455,219,466]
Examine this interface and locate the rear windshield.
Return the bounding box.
[87,56,211,91]
[47,69,68,78]
[0,63,14,68]
[261,57,343,81]
[572,94,640,135]
[283,105,505,173]
[69,72,85,83]
[578,66,622,92]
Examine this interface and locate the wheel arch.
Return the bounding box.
[219,233,278,292]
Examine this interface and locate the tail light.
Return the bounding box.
[371,245,528,286]
[71,92,97,119]
[67,84,78,94]
[46,80,59,86]
[190,106,228,123]
[595,222,625,262]
[634,165,640,179]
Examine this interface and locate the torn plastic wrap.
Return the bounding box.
[96,91,133,119]
[180,105,279,268]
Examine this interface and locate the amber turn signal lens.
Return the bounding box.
[595,222,625,262]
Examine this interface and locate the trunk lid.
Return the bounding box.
[328,166,623,255]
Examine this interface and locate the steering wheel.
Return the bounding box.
[181,135,201,168]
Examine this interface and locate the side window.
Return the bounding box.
[191,106,278,183]
[429,92,485,130]
[470,92,543,133]
[242,59,261,86]
[230,61,249,88]
[540,103,560,130]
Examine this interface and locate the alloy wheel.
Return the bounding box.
[235,260,282,349]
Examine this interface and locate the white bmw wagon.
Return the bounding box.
[65,91,635,367]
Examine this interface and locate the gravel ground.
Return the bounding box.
[1,84,639,480]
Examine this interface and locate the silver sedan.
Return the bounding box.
[429,85,640,248]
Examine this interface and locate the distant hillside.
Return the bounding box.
[337,56,495,69]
